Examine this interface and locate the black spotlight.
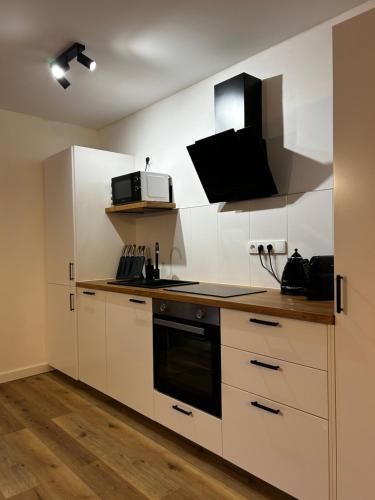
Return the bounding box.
[49,42,96,89]
[77,53,96,71]
[58,77,71,90]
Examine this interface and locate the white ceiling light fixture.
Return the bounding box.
[49,42,96,89]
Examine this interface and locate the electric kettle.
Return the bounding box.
[281,249,309,295]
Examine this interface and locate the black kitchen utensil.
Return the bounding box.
[124,244,136,277]
[154,242,160,279]
[145,259,154,280]
[116,245,127,279]
[131,246,145,279]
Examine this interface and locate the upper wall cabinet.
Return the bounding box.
[44,146,134,285]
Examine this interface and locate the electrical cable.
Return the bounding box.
[267,248,281,284]
[258,246,279,283]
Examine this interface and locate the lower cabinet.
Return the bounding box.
[73,289,333,500]
[154,391,222,456]
[106,292,154,419]
[77,289,106,393]
[222,384,329,500]
[47,283,78,379]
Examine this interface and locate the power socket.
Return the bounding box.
[249,240,287,255]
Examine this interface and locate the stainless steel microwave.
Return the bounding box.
[111,171,172,205]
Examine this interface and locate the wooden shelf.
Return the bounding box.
[105,201,176,214]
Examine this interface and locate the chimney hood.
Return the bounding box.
[187,73,277,204]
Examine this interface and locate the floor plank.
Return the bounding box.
[78,460,148,500]
[0,383,97,469]
[2,429,97,499]
[0,402,24,437]
[0,434,40,498]
[0,372,292,500]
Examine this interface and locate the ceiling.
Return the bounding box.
[0,0,367,129]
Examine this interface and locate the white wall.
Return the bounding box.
[100,1,374,288]
[0,109,99,381]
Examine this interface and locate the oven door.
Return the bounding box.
[153,316,221,417]
[111,172,141,205]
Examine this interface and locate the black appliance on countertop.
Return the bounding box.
[281,250,334,300]
[306,256,334,300]
[153,298,221,418]
[166,283,266,298]
[281,249,309,296]
[187,73,277,203]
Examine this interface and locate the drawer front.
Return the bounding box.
[221,309,328,370]
[222,384,329,500]
[77,288,106,393]
[154,391,222,456]
[222,346,328,418]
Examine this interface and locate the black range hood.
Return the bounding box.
[187,73,277,203]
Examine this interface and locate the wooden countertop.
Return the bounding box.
[76,280,335,325]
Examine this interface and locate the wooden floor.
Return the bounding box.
[0,372,293,499]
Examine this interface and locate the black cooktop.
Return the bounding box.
[165,283,267,298]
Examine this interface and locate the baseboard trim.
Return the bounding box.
[0,363,53,384]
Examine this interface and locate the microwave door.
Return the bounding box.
[112,173,141,204]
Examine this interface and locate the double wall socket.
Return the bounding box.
[249,240,287,255]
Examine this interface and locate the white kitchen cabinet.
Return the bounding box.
[44,146,134,375]
[44,148,76,286]
[47,284,78,378]
[222,384,329,500]
[44,145,134,285]
[334,9,375,499]
[106,292,153,418]
[77,288,106,393]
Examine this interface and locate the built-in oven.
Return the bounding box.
[153,299,221,418]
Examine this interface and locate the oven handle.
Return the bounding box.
[154,317,205,336]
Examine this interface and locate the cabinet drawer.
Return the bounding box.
[221,309,327,370]
[154,391,222,456]
[222,346,328,418]
[222,384,329,500]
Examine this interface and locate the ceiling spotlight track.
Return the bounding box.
[49,42,96,89]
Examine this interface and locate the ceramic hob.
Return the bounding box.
[166,283,267,298]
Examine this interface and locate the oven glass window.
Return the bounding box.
[153,317,221,417]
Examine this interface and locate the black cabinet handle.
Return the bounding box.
[69,262,75,281]
[250,318,280,327]
[69,293,75,311]
[250,359,280,371]
[83,291,96,296]
[336,275,344,314]
[251,401,280,415]
[172,405,193,416]
[129,299,146,304]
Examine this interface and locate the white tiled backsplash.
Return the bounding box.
[101,6,340,287]
[135,189,333,288]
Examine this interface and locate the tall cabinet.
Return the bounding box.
[44,146,134,378]
[333,8,375,500]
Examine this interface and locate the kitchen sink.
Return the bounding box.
[107,279,199,289]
